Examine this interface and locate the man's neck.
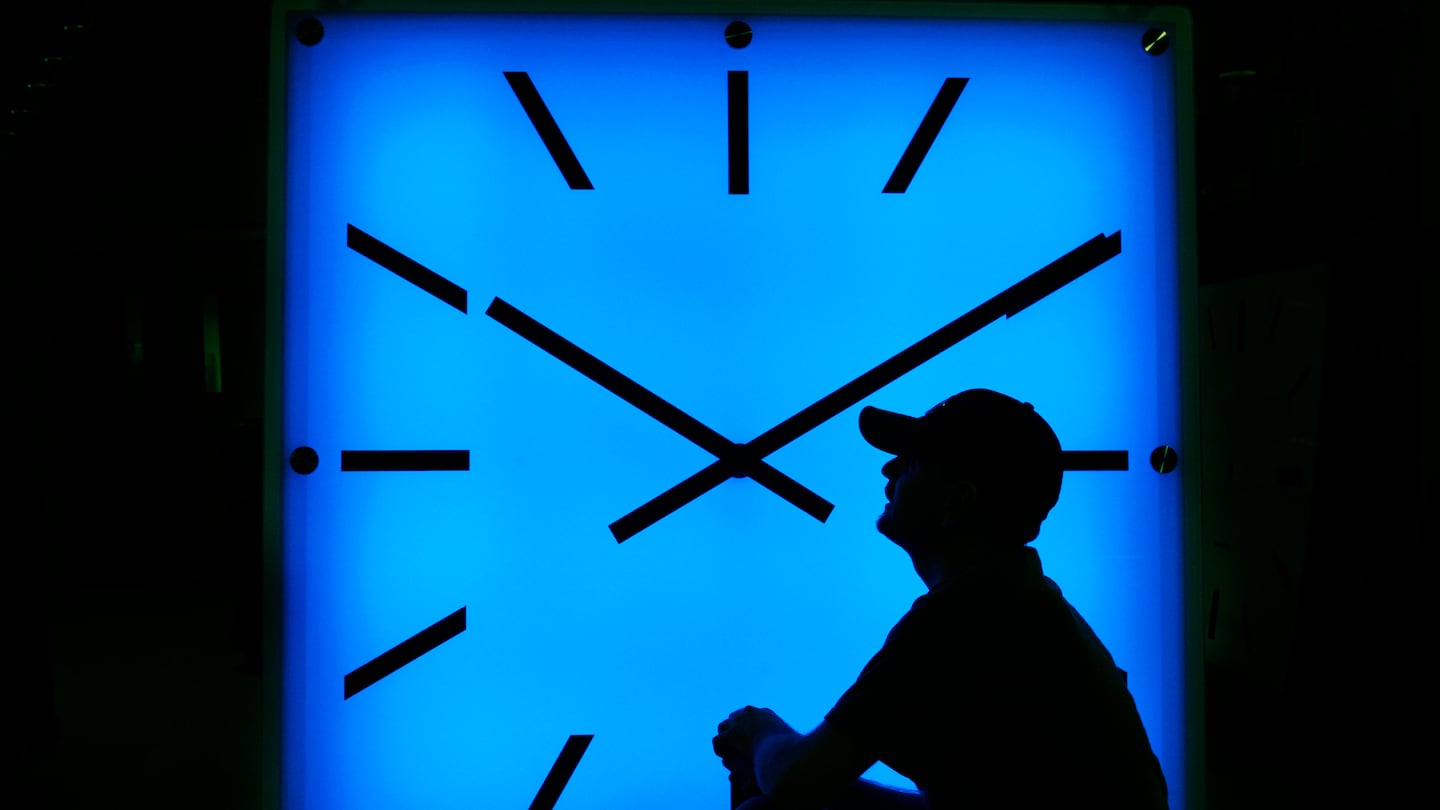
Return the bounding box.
[913,539,1016,591]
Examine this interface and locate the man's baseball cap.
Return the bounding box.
[859,389,1063,514]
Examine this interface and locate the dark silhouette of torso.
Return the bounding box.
[825,545,1169,809]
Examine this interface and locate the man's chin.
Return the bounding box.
[878,510,933,553]
[876,510,904,542]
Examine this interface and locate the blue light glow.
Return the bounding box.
[281,11,1186,809]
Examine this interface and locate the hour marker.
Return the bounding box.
[344,607,466,699]
[728,70,748,194]
[504,71,594,190]
[1062,450,1130,471]
[883,77,968,193]
[346,224,468,313]
[529,734,594,810]
[613,231,1123,540]
[341,450,470,471]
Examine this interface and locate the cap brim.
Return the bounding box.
[859,405,920,456]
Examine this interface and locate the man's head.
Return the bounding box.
[861,389,1063,551]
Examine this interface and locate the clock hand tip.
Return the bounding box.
[608,522,633,543]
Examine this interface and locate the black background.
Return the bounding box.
[6,1,1432,807]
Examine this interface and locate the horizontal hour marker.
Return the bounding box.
[884,77,968,193]
[1061,450,1129,471]
[346,224,468,313]
[344,607,466,699]
[504,71,594,190]
[341,450,470,471]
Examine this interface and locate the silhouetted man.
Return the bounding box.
[713,389,1169,810]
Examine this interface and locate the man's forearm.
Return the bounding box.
[752,734,926,810]
[823,779,929,810]
[752,731,808,796]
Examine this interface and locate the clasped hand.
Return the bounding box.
[712,705,798,772]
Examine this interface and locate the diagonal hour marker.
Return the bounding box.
[728,70,749,194]
[529,734,594,810]
[341,450,470,472]
[611,231,1123,541]
[347,224,468,313]
[344,607,466,699]
[883,77,969,193]
[504,71,594,190]
[485,298,833,524]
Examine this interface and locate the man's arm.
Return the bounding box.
[738,780,926,810]
[751,720,926,810]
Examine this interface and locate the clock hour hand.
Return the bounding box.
[485,298,835,530]
[612,232,1123,541]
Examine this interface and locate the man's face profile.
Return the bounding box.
[876,455,979,550]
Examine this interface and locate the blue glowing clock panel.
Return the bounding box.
[277,10,1187,810]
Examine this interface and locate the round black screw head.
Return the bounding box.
[296,17,325,46]
[725,21,753,49]
[1141,28,1170,56]
[290,446,320,475]
[1150,445,1179,474]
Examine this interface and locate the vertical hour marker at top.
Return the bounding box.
[884,77,969,193]
[504,71,594,190]
[729,71,748,194]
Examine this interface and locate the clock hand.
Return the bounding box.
[610,449,1129,541]
[485,298,835,525]
[611,231,1123,541]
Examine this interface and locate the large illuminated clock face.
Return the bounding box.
[269,5,1197,810]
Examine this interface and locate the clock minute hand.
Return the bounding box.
[750,231,1123,457]
[609,231,1123,542]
